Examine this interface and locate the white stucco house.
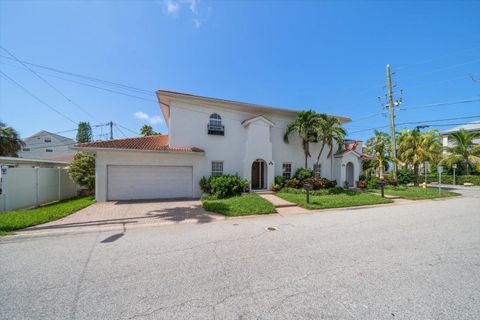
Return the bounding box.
[18,130,76,161]
[76,90,367,201]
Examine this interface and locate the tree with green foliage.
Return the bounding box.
[314,114,346,177]
[397,129,442,186]
[68,153,95,193]
[364,130,391,178]
[76,122,92,143]
[140,124,160,136]
[0,121,24,157]
[440,128,480,175]
[284,110,322,169]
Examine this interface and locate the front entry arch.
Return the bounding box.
[251,159,267,190]
[346,162,354,188]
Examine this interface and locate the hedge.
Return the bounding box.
[424,174,480,186]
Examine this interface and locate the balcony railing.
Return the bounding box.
[207,124,225,136]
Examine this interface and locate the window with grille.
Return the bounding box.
[211,161,224,176]
[22,148,30,151]
[44,137,52,143]
[313,163,322,178]
[282,163,292,179]
[46,148,53,152]
[208,113,224,135]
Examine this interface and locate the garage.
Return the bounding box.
[107,165,193,200]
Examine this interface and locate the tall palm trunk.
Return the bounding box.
[303,139,309,168]
[413,163,419,186]
[464,157,469,175]
[315,143,325,167]
[328,144,333,179]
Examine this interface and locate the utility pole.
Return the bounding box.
[386,64,398,181]
[108,121,113,140]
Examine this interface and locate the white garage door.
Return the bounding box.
[107,165,193,200]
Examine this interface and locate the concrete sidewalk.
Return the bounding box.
[257,192,310,214]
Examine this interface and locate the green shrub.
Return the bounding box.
[275,176,286,187]
[271,184,282,192]
[397,168,415,185]
[285,178,302,188]
[302,177,337,189]
[366,176,380,189]
[425,174,480,185]
[293,168,313,180]
[383,173,398,186]
[68,153,95,192]
[200,175,248,199]
[199,176,210,194]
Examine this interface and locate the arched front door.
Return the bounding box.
[251,159,267,190]
[346,162,354,188]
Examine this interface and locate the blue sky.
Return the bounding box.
[1,0,479,142]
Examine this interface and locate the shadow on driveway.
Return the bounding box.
[21,200,223,233]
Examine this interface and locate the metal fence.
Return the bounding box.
[0,167,78,212]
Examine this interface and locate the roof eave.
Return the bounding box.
[74,146,204,155]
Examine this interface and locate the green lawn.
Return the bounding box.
[202,194,277,217]
[0,197,95,235]
[371,186,460,200]
[276,190,392,210]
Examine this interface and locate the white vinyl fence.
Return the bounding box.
[0,167,78,212]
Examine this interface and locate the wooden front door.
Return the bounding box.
[251,160,265,190]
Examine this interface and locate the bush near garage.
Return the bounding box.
[199,175,249,199]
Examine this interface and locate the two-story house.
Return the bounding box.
[18,130,76,160]
[76,90,366,201]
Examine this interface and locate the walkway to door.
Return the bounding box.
[256,191,309,214]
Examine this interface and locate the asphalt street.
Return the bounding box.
[1,187,479,319]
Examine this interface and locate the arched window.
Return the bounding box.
[208,113,224,135]
[209,113,222,127]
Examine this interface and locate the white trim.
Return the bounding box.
[241,115,275,127]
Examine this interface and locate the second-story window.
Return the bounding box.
[44,137,52,143]
[208,113,224,136]
[46,148,53,152]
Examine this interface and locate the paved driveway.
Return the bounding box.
[20,199,224,235]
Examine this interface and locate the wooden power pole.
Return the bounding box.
[109,121,113,140]
[386,64,398,181]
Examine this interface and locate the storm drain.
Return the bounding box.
[265,226,278,231]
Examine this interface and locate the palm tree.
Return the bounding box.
[397,129,442,186]
[284,110,321,168]
[440,129,480,175]
[0,121,24,157]
[314,114,346,177]
[140,124,159,136]
[365,130,391,178]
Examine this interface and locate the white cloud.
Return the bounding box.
[192,18,201,28]
[185,0,198,14]
[165,0,179,14]
[134,111,164,124]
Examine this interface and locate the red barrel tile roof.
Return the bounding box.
[75,135,203,153]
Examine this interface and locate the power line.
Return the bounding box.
[114,124,128,138]
[0,46,97,120]
[403,98,480,111]
[0,54,154,95]
[115,123,139,135]
[395,46,480,71]
[397,58,480,81]
[349,115,480,134]
[0,70,78,125]
[1,60,159,104]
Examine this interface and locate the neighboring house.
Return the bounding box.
[17,130,76,160]
[76,90,367,201]
[0,156,70,168]
[441,121,480,148]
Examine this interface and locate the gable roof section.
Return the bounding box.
[24,130,76,144]
[335,140,371,159]
[74,135,204,153]
[241,115,275,127]
[156,90,352,128]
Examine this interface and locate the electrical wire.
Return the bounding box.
[0,46,97,120]
[0,70,78,125]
